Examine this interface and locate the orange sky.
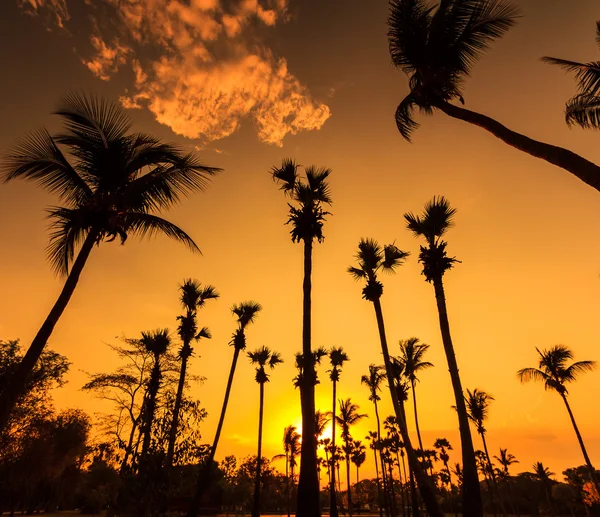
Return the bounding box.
[0,0,599,486]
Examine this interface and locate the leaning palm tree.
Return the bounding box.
[398,337,433,450]
[336,398,367,517]
[348,237,442,517]
[518,345,598,490]
[166,280,218,471]
[272,158,332,517]
[328,347,349,517]
[187,301,262,517]
[404,197,482,516]
[543,22,600,129]
[387,1,600,194]
[249,346,283,517]
[0,93,220,431]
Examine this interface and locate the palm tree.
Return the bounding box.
[518,345,598,489]
[187,301,262,517]
[494,448,518,478]
[532,462,555,513]
[398,337,433,451]
[328,346,349,517]
[275,425,303,517]
[166,280,218,471]
[366,431,385,517]
[404,197,482,516]
[272,158,332,517]
[248,346,283,517]
[434,438,453,490]
[543,22,600,129]
[0,94,220,431]
[348,238,442,517]
[351,440,367,510]
[387,1,600,194]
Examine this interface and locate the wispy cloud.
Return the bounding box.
[16,0,331,146]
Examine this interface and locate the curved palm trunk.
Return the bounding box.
[436,101,600,193]
[0,228,99,432]
[431,278,482,517]
[345,447,353,517]
[371,297,443,517]
[252,381,265,517]
[410,380,424,451]
[297,238,320,517]
[165,345,191,470]
[187,347,241,517]
[560,393,599,490]
[330,381,339,517]
[373,402,384,517]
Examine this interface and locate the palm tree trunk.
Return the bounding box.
[431,278,482,517]
[410,380,424,451]
[165,345,190,470]
[387,461,397,517]
[286,452,291,517]
[408,468,419,517]
[436,101,600,193]
[330,380,339,517]
[0,228,99,432]
[560,393,599,490]
[252,381,265,517]
[139,359,161,475]
[297,237,320,517]
[380,449,391,517]
[187,347,241,517]
[371,297,443,517]
[480,431,503,517]
[373,402,384,517]
[395,451,407,517]
[346,450,353,517]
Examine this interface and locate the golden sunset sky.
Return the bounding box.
[0,0,599,486]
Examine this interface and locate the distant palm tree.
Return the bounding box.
[166,280,218,471]
[405,197,481,515]
[532,462,555,512]
[387,1,600,194]
[272,159,332,517]
[0,94,220,431]
[274,425,302,517]
[337,399,367,517]
[249,346,283,517]
[328,347,349,517]
[543,22,600,129]
[366,430,384,517]
[494,448,518,478]
[348,238,442,517]
[315,410,331,440]
[351,440,367,509]
[434,438,453,490]
[518,345,598,490]
[187,301,261,517]
[398,337,433,450]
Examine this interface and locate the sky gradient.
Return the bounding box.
[0,0,599,486]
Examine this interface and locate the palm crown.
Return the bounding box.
[2,94,220,276]
[140,329,171,358]
[465,388,494,434]
[248,346,283,384]
[361,364,386,402]
[229,301,262,351]
[176,279,218,354]
[398,337,433,383]
[336,398,367,442]
[494,448,518,475]
[328,347,349,382]
[387,0,519,140]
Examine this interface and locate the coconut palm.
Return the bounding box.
[166,280,218,471]
[398,337,433,450]
[187,301,262,517]
[273,425,302,517]
[336,399,367,517]
[248,346,283,517]
[387,0,600,194]
[0,94,220,431]
[348,237,442,517]
[351,440,367,509]
[543,22,600,129]
[532,462,555,512]
[328,347,349,517]
[434,438,453,489]
[518,345,598,489]
[404,197,481,516]
[494,448,518,478]
[272,158,332,517]
[315,410,331,440]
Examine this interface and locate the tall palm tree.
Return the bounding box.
[404,197,482,516]
[532,462,555,513]
[249,346,283,517]
[275,424,303,517]
[351,440,367,510]
[387,1,600,194]
[328,346,348,517]
[366,431,385,517]
[434,438,453,490]
[348,238,442,517]
[543,22,600,129]
[187,301,262,517]
[0,94,220,431]
[518,345,598,489]
[166,280,218,471]
[493,448,518,478]
[398,337,433,451]
[272,158,332,517]
[337,398,367,517]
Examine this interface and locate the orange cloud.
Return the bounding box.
[83,36,130,81]
[17,0,69,28]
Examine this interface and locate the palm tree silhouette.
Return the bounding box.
[493,448,518,478]
[187,301,262,517]
[365,431,385,517]
[351,440,367,510]
[328,347,348,517]
[404,196,481,515]
[248,346,283,517]
[386,0,600,194]
[272,158,332,517]
[518,345,598,490]
[348,237,442,517]
[434,438,453,490]
[0,94,220,431]
[398,337,433,451]
[336,399,367,517]
[543,22,600,129]
[274,425,302,517]
[532,462,555,513]
[166,280,218,471]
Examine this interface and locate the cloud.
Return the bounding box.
[17,0,331,146]
[17,0,69,28]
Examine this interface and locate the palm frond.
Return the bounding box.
[305,166,333,204]
[543,57,600,96]
[271,158,298,195]
[120,212,200,253]
[347,266,367,280]
[382,244,410,272]
[269,351,284,368]
[357,238,383,271]
[563,360,597,382]
[395,94,420,141]
[517,367,550,385]
[196,327,211,340]
[564,93,600,129]
[232,301,262,327]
